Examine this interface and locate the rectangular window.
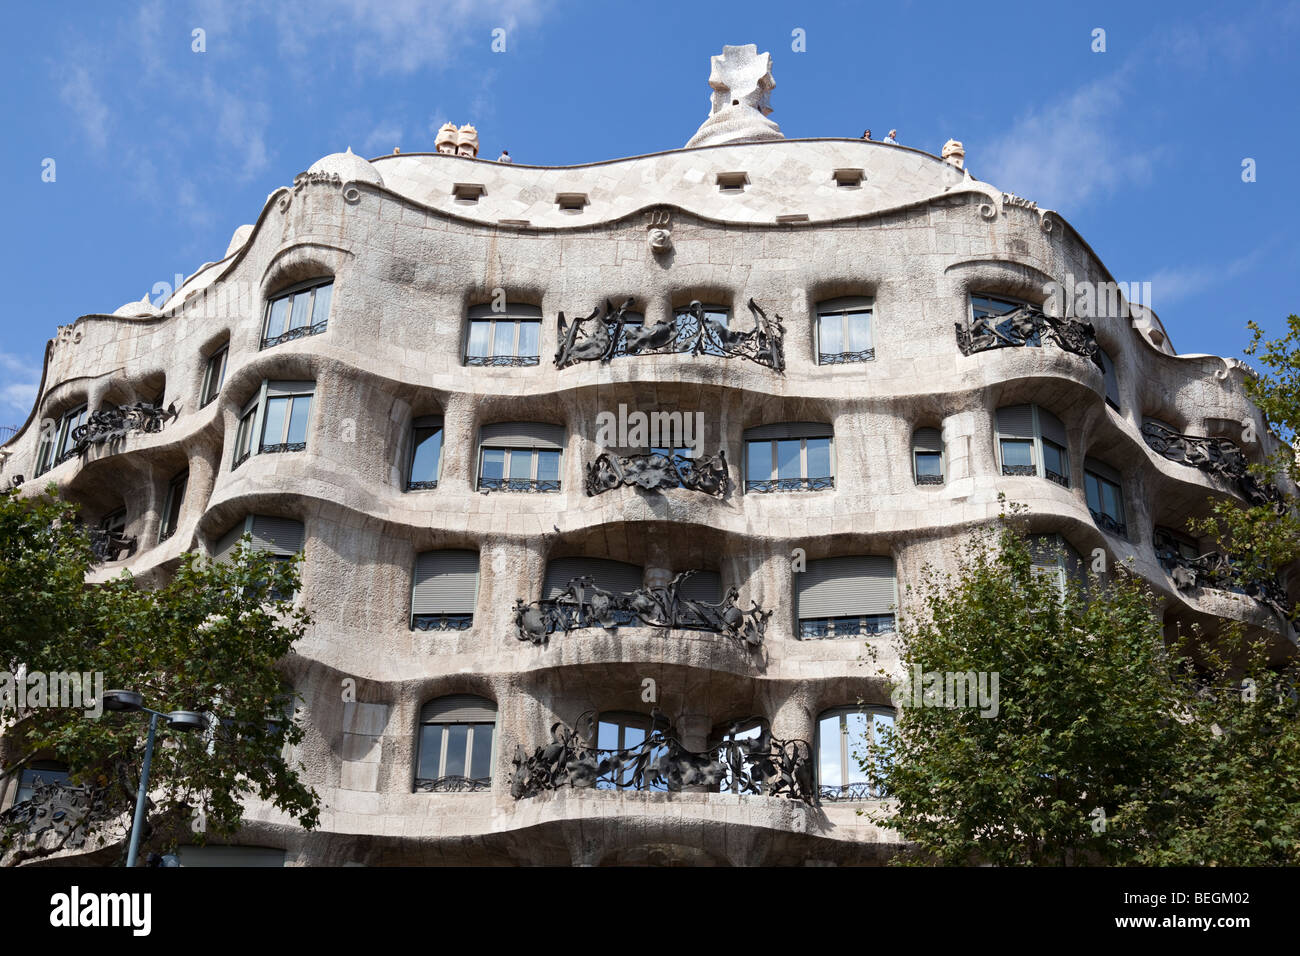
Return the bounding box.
[816,297,875,364]
[796,556,897,640]
[478,448,561,492]
[233,402,256,469]
[913,450,943,483]
[160,470,188,542]
[261,280,332,349]
[745,433,834,492]
[1000,438,1035,474]
[260,390,312,453]
[407,420,443,491]
[1085,470,1126,536]
[53,405,88,464]
[201,347,228,408]
[1041,440,1069,486]
[417,723,494,781]
[465,304,542,367]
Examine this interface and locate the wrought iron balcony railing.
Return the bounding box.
[915,473,944,486]
[406,479,438,491]
[413,776,491,793]
[510,711,817,803]
[1001,464,1037,477]
[585,449,731,498]
[0,779,113,851]
[232,448,251,470]
[798,615,896,640]
[1045,468,1070,487]
[820,782,886,802]
[478,477,561,493]
[955,305,1104,369]
[1140,420,1285,511]
[261,320,328,350]
[1153,528,1290,621]
[465,354,540,367]
[514,571,770,647]
[1089,509,1128,538]
[89,528,136,563]
[818,348,875,365]
[745,476,834,493]
[259,442,307,455]
[411,613,473,631]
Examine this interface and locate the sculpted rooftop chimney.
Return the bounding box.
[685,44,784,148]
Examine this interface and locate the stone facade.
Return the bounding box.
[1,78,1292,866]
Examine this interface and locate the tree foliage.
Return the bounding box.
[0,486,319,864]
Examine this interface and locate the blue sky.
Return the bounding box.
[1,0,1297,424]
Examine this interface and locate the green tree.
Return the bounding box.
[0,487,320,865]
[863,517,1300,866]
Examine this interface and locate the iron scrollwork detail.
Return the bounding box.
[0,780,114,854]
[556,298,785,371]
[509,711,817,804]
[585,449,731,498]
[1154,528,1291,622]
[956,305,1103,370]
[1140,420,1285,511]
[413,776,491,792]
[513,571,770,648]
[89,528,137,563]
[70,401,178,454]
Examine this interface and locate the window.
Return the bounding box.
[996,405,1070,487]
[1098,347,1120,411]
[411,550,479,630]
[1154,526,1200,573]
[716,171,749,191]
[744,423,834,492]
[971,292,1040,345]
[1028,534,1084,600]
[818,707,893,801]
[38,404,88,473]
[1084,458,1127,537]
[212,515,304,599]
[816,296,874,364]
[159,469,188,542]
[833,168,864,188]
[261,279,332,349]
[12,761,70,805]
[465,303,542,367]
[595,712,668,791]
[232,381,315,469]
[912,427,944,485]
[555,192,588,212]
[406,416,443,490]
[796,556,897,638]
[452,182,486,203]
[477,422,563,492]
[200,346,229,408]
[416,695,496,791]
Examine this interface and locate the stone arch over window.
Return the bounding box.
[911,426,944,485]
[414,695,497,792]
[816,705,894,802]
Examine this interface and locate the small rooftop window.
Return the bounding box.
[716,172,749,192]
[833,168,864,188]
[555,192,589,213]
[452,183,486,203]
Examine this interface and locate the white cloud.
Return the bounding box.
[59,66,112,150]
[363,123,405,155]
[980,67,1160,214]
[0,353,42,420]
[1147,249,1265,309]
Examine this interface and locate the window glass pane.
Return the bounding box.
[597,720,620,751]
[410,427,442,482]
[267,298,289,338]
[261,397,288,446]
[776,439,801,480]
[516,321,540,357]
[310,283,332,325]
[508,449,534,480]
[818,314,842,355]
[417,725,444,779]
[806,438,832,479]
[1085,474,1102,514]
[845,712,871,783]
[1001,439,1033,468]
[915,451,942,477]
[481,448,505,481]
[469,724,494,779]
[1103,481,1123,520]
[1042,441,1066,476]
[236,411,254,455]
[845,313,873,352]
[164,474,186,532]
[443,724,469,777]
[492,321,516,357]
[288,292,311,330]
[467,321,491,358]
[623,726,646,750]
[818,715,842,786]
[286,395,311,445]
[535,450,561,482]
[746,441,771,481]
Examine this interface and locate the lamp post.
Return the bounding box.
[103,689,208,868]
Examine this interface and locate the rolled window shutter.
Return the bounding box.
[213,523,246,562]
[249,516,305,556]
[479,422,564,450]
[1084,457,1122,485]
[412,550,479,615]
[912,427,943,453]
[678,570,721,605]
[421,694,496,723]
[1038,408,1068,448]
[467,303,542,321]
[266,381,315,397]
[743,422,833,442]
[797,556,896,619]
[996,405,1034,439]
[544,557,643,599]
[816,296,873,315]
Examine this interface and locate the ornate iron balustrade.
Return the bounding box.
[53,447,80,468]
[798,616,896,640]
[915,473,944,486]
[820,782,884,802]
[259,441,307,455]
[513,571,771,647]
[232,448,252,470]
[411,613,473,631]
[159,526,176,543]
[465,354,540,367]
[70,401,178,454]
[1153,528,1291,621]
[1090,509,1128,537]
[89,528,136,563]
[0,780,113,852]
[414,775,491,793]
[956,306,1104,369]
[261,320,328,349]
[478,477,561,493]
[1045,468,1070,487]
[556,298,786,371]
[406,479,438,491]
[1001,464,1037,477]
[585,449,731,498]
[510,711,817,803]
[745,476,834,493]
[1140,421,1285,511]
[818,348,875,365]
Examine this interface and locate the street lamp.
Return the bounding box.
[103,689,209,868]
